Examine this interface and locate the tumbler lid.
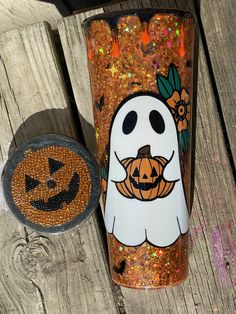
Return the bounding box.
[82,8,195,28]
[2,134,100,233]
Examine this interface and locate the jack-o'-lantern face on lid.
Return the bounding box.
[2,134,100,233]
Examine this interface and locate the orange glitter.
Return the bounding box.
[87,38,94,60]
[108,233,189,289]
[84,10,197,289]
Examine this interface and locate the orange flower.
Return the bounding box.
[167,89,190,132]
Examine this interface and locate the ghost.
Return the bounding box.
[104,93,189,247]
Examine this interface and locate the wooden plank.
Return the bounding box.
[59,0,123,12]
[200,0,236,163]
[0,0,69,33]
[58,8,103,156]
[0,22,117,314]
[58,0,236,313]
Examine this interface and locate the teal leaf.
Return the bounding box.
[179,128,189,152]
[101,166,108,181]
[100,144,109,181]
[96,95,105,111]
[168,64,181,91]
[157,75,174,98]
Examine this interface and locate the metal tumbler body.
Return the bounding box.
[83,9,197,289]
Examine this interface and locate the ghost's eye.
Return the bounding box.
[149,110,165,134]
[122,111,137,135]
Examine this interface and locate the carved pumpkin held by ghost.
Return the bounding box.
[2,135,100,233]
[116,144,175,200]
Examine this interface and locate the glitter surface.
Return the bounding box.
[84,9,196,289]
[11,145,91,227]
[108,233,189,289]
[3,135,100,234]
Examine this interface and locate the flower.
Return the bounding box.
[167,89,190,132]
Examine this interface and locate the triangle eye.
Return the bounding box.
[25,175,40,192]
[151,167,158,177]
[48,158,65,175]
[132,167,140,177]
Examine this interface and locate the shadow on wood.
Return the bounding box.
[8,109,78,158]
[38,0,125,15]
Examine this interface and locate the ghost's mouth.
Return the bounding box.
[31,172,80,211]
[129,175,163,191]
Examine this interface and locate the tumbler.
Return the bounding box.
[83,8,198,289]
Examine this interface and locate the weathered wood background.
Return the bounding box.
[0,0,235,313]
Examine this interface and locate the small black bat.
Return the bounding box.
[113,259,126,275]
[96,95,105,111]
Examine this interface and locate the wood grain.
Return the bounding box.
[0,0,69,33]
[58,0,236,313]
[200,0,236,164]
[58,8,103,156]
[0,22,117,314]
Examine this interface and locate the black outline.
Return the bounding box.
[176,216,182,233]
[112,216,116,233]
[106,227,188,249]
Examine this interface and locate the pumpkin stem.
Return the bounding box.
[137,145,152,158]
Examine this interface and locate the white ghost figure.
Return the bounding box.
[104,93,189,247]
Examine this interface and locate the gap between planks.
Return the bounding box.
[198,0,236,168]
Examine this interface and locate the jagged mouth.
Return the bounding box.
[30,172,80,211]
[129,175,163,191]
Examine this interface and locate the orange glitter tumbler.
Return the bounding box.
[83,9,198,289]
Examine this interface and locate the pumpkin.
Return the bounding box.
[3,135,100,232]
[116,145,175,201]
